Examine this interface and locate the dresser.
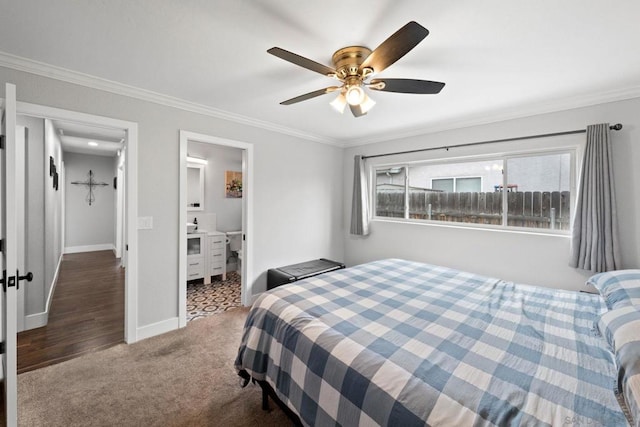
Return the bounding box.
[186,232,206,281]
[187,230,227,283]
[206,231,226,282]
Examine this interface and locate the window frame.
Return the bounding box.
[370,148,576,235]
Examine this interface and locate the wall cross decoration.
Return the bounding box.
[71,170,109,206]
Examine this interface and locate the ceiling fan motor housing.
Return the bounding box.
[332,46,372,80]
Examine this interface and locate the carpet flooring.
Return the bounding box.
[18,308,290,426]
[186,272,242,322]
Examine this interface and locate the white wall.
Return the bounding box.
[344,97,640,291]
[43,119,64,308]
[0,66,345,329]
[188,141,242,232]
[16,115,45,316]
[64,152,116,250]
[14,116,65,326]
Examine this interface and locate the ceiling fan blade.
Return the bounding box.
[369,78,445,94]
[268,47,336,76]
[359,21,429,74]
[349,104,367,118]
[280,86,341,105]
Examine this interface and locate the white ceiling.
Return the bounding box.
[53,120,124,157]
[2,1,639,146]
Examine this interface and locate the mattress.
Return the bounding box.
[236,258,627,426]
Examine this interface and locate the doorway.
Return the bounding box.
[178,131,253,327]
[16,116,128,372]
[13,101,139,344]
[2,90,139,423]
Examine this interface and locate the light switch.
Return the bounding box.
[138,216,153,229]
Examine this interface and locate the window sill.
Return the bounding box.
[370,217,571,238]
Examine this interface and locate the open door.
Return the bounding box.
[1,83,30,426]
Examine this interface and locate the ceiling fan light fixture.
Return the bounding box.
[346,85,365,106]
[330,92,347,114]
[361,67,374,78]
[359,93,376,114]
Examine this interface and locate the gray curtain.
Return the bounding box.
[570,123,621,272]
[350,155,370,236]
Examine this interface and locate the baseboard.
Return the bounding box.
[24,311,48,330]
[136,317,180,341]
[64,243,115,254]
[46,253,64,314]
[21,253,63,332]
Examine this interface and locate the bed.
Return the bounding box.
[235,259,637,426]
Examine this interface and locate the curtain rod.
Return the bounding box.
[361,123,623,160]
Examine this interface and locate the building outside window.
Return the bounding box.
[431,177,482,193]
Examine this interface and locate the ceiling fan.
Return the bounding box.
[268,21,445,118]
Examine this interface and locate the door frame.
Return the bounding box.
[178,131,253,327]
[15,126,25,333]
[115,162,124,259]
[15,101,140,343]
[2,83,19,426]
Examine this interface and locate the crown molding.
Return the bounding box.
[3,51,638,150]
[343,85,640,148]
[0,51,343,147]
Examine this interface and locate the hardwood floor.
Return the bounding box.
[17,250,124,374]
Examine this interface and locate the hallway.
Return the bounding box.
[17,251,124,374]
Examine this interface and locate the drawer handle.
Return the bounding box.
[213,254,221,257]
[188,273,199,277]
[189,263,199,266]
[213,240,223,244]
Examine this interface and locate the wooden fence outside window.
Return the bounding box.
[375,190,571,230]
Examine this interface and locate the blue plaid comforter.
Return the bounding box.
[235,259,627,426]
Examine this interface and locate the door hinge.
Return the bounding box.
[0,134,4,149]
[0,238,4,253]
[0,341,5,355]
[126,244,129,251]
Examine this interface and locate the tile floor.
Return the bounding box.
[186,271,241,322]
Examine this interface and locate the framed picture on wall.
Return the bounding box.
[225,171,242,198]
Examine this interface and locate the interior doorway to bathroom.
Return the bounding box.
[178,131,253,327]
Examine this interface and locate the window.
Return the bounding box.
[431,178,454,192]
[375,167,406,218]
[431,177,481,192]
[505,153,572,229]
[373,151,573,232]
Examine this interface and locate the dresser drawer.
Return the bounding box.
[210,264,224,276]
[210,248,224,260]
[210,258,224,268]
[209,236,225,249]
[187,257,204,279]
